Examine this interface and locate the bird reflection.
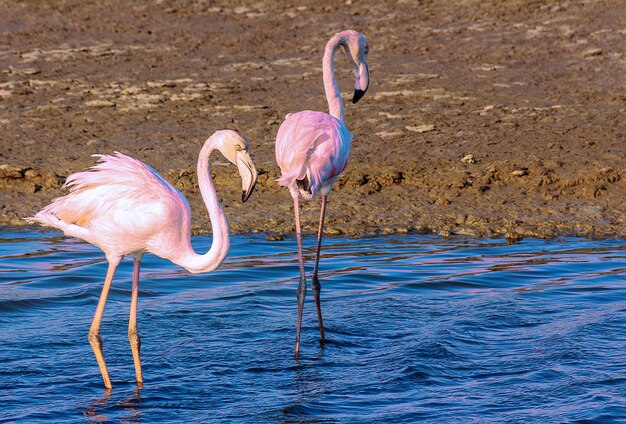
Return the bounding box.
[281,345,328,420]
[84,388,143,423]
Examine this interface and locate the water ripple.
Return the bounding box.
[0,230,625,422]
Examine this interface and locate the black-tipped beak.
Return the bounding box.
[237,151,258,203]
[242,177,256,203]
[352,62,369,104]
[352,89,367,104]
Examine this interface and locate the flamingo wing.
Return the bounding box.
[275,110,352,198]
[28,152,190,253]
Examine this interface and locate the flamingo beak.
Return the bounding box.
[236,151,258,203]
[352,62,369,104]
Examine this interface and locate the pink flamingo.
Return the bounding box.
[275,30,369,355]
[26,130,258,389]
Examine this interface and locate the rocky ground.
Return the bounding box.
[1,0,624,239]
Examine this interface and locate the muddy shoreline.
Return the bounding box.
[1,1,624,239]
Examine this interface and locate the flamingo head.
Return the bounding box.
[213,130,258,202]
[341,30,369,104]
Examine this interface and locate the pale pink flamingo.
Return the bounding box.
[26,130,258,389]
[275,30,369,355]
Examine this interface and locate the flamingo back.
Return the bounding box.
[275,111,352,199]
[28,152,191,256]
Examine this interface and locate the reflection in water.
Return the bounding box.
[284,358,326,421]
[84,390,112,422]
[117,389,143,424]
[85,389,143,423]
[0,230,625,422]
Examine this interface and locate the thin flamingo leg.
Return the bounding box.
[88,257,120,390]
[293,195,307,357]
[311,195,327,343]
[128,254,143,388]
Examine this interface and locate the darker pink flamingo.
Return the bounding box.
[275,30,370,355]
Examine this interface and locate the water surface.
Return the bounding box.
[1,230,625,422]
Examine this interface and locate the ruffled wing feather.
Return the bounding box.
[28,152,183,230]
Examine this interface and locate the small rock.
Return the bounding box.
[511,169,528,176]
[406,124,435,133]
[375,131,403,139]
[232,104,268,111]
[478,105,495,115]
[382,227,394,236]
[461,154,476,164]
[85,99,116,107]
[233,6,251,14]
[0,164,25,178]
[416,73,440,79]
[582,48,603,57]
[326,227,343,236]
[505,232,524,243]
[22,68,40,75]
[265,233,285,241]
[24,169,38,179]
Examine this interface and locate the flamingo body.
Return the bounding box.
[276,110,352,199]
[274,30,369,355]
[26,130,258,389]
[33,152,192,261]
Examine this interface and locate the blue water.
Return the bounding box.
[1,230,625,423]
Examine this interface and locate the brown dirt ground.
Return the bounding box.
[1,0,624,239]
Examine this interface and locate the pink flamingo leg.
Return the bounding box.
[293,195,307,357]
[128,254,143,388]
[311,195,327,343]
[88,257,121,390]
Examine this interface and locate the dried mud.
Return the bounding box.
[1,0,624,239]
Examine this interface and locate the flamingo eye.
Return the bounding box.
[235,145,242,151]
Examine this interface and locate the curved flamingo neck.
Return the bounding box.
[322,33,347,122]
[177,138,230,274]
